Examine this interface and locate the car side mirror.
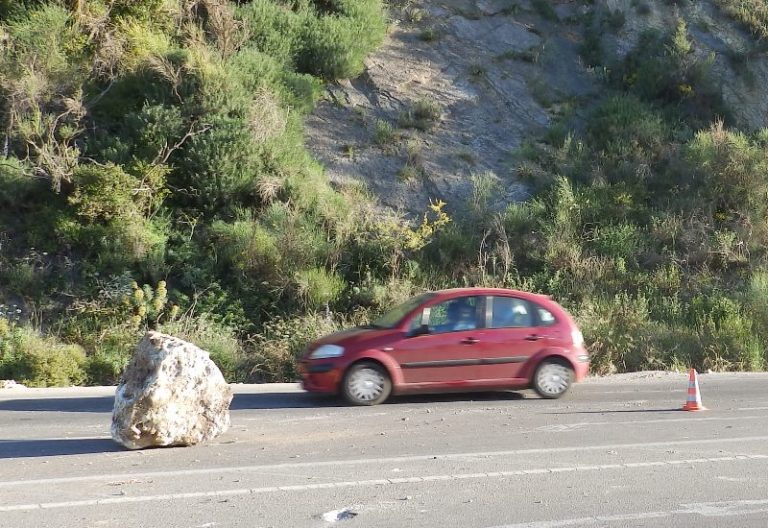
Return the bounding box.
[410,324,430,337]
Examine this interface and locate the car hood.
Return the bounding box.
[312,326,397,349]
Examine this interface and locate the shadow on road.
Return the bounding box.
[0,390,528,413]
[391,391,527,405]
[232,390,527,409]
[231,392,342,410]
[0,438,124,458]
[0,397,114,413]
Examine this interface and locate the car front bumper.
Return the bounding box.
[298,361,342,394]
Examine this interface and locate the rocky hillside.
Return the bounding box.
[3,0,768,386]
[306,0,768,213]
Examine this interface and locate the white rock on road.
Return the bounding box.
[111,331,233,450]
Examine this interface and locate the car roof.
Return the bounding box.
[430,287,551,300]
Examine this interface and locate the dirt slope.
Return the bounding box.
[304,0,768,215]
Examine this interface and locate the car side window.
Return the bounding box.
[490,297,534,328]
[428,297,479,334]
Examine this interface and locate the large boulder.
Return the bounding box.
[111,331,233,449]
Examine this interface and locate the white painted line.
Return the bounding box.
[2,455,768,513]
[583,390,685,394]
[534,414,767,429]
[3,435,768,489]
[487,498,768,527]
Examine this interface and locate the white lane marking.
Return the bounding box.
[3,435,768,488]
[1,454,768,513]
[736,406,768,411]
[582,390,684,394]
[531,414,765,432]
[488,499,768,527]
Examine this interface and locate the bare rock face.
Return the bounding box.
[111,331,233,450]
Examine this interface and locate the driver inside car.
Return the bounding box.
[443,299,476,332]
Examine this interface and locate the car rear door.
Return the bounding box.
[474,295,543,382]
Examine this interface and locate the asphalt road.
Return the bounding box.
[2,373,768,528]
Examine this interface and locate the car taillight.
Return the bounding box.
[571,329,584,347]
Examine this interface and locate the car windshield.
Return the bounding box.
[371,293,436,329]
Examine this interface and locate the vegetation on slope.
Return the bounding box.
[1,1,768,385]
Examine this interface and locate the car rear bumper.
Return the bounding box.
[574,358,589,382]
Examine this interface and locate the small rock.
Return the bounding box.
[321,508,357,522]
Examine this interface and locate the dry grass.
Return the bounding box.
[716,0,768,38]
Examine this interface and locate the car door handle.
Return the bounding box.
[525,334,541,341]
[461,337,479,344]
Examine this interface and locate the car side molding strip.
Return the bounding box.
[402,356,530,369]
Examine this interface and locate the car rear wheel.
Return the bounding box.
[342,361,392,406]
[533,360,574,399]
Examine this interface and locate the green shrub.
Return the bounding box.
[531,0,559,21]
[398,98,442,131]
[579,293,653,374]
[294,267,346,310]
[0,326,87,387]
[87,346,134,386]
[0,158,41,206]
[236,0,306,66]
[243,312,352,382]
[586,95,668,175]
[238,0,386,80]
[210,217,283,282]
[612,22,723,126]
[176,115,262,211]
[715,0,768,39]
[65,163,170,269]
[298,0,386,80]
[373,119,396,145]
[683,123,768,253]
[110,0,168,21]
[419,27,441,42]
[590,222,645,262]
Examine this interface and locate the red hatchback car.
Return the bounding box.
[299,288,590,405]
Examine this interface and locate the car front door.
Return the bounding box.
[389,296,485,386]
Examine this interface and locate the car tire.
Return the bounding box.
[342,361,392,406]
[532,359,574,399]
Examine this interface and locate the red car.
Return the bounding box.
[299,288,590,405]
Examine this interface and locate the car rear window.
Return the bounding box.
[489,297,533,328]
[489,297,558,328]
[537,307,557,326]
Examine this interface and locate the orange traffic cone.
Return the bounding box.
[682,368,706,411]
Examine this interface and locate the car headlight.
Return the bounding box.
[571,329,584,347]
[309,344,345,359]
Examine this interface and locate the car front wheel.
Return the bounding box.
[533,359,574,399]
[342,361,392,406]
